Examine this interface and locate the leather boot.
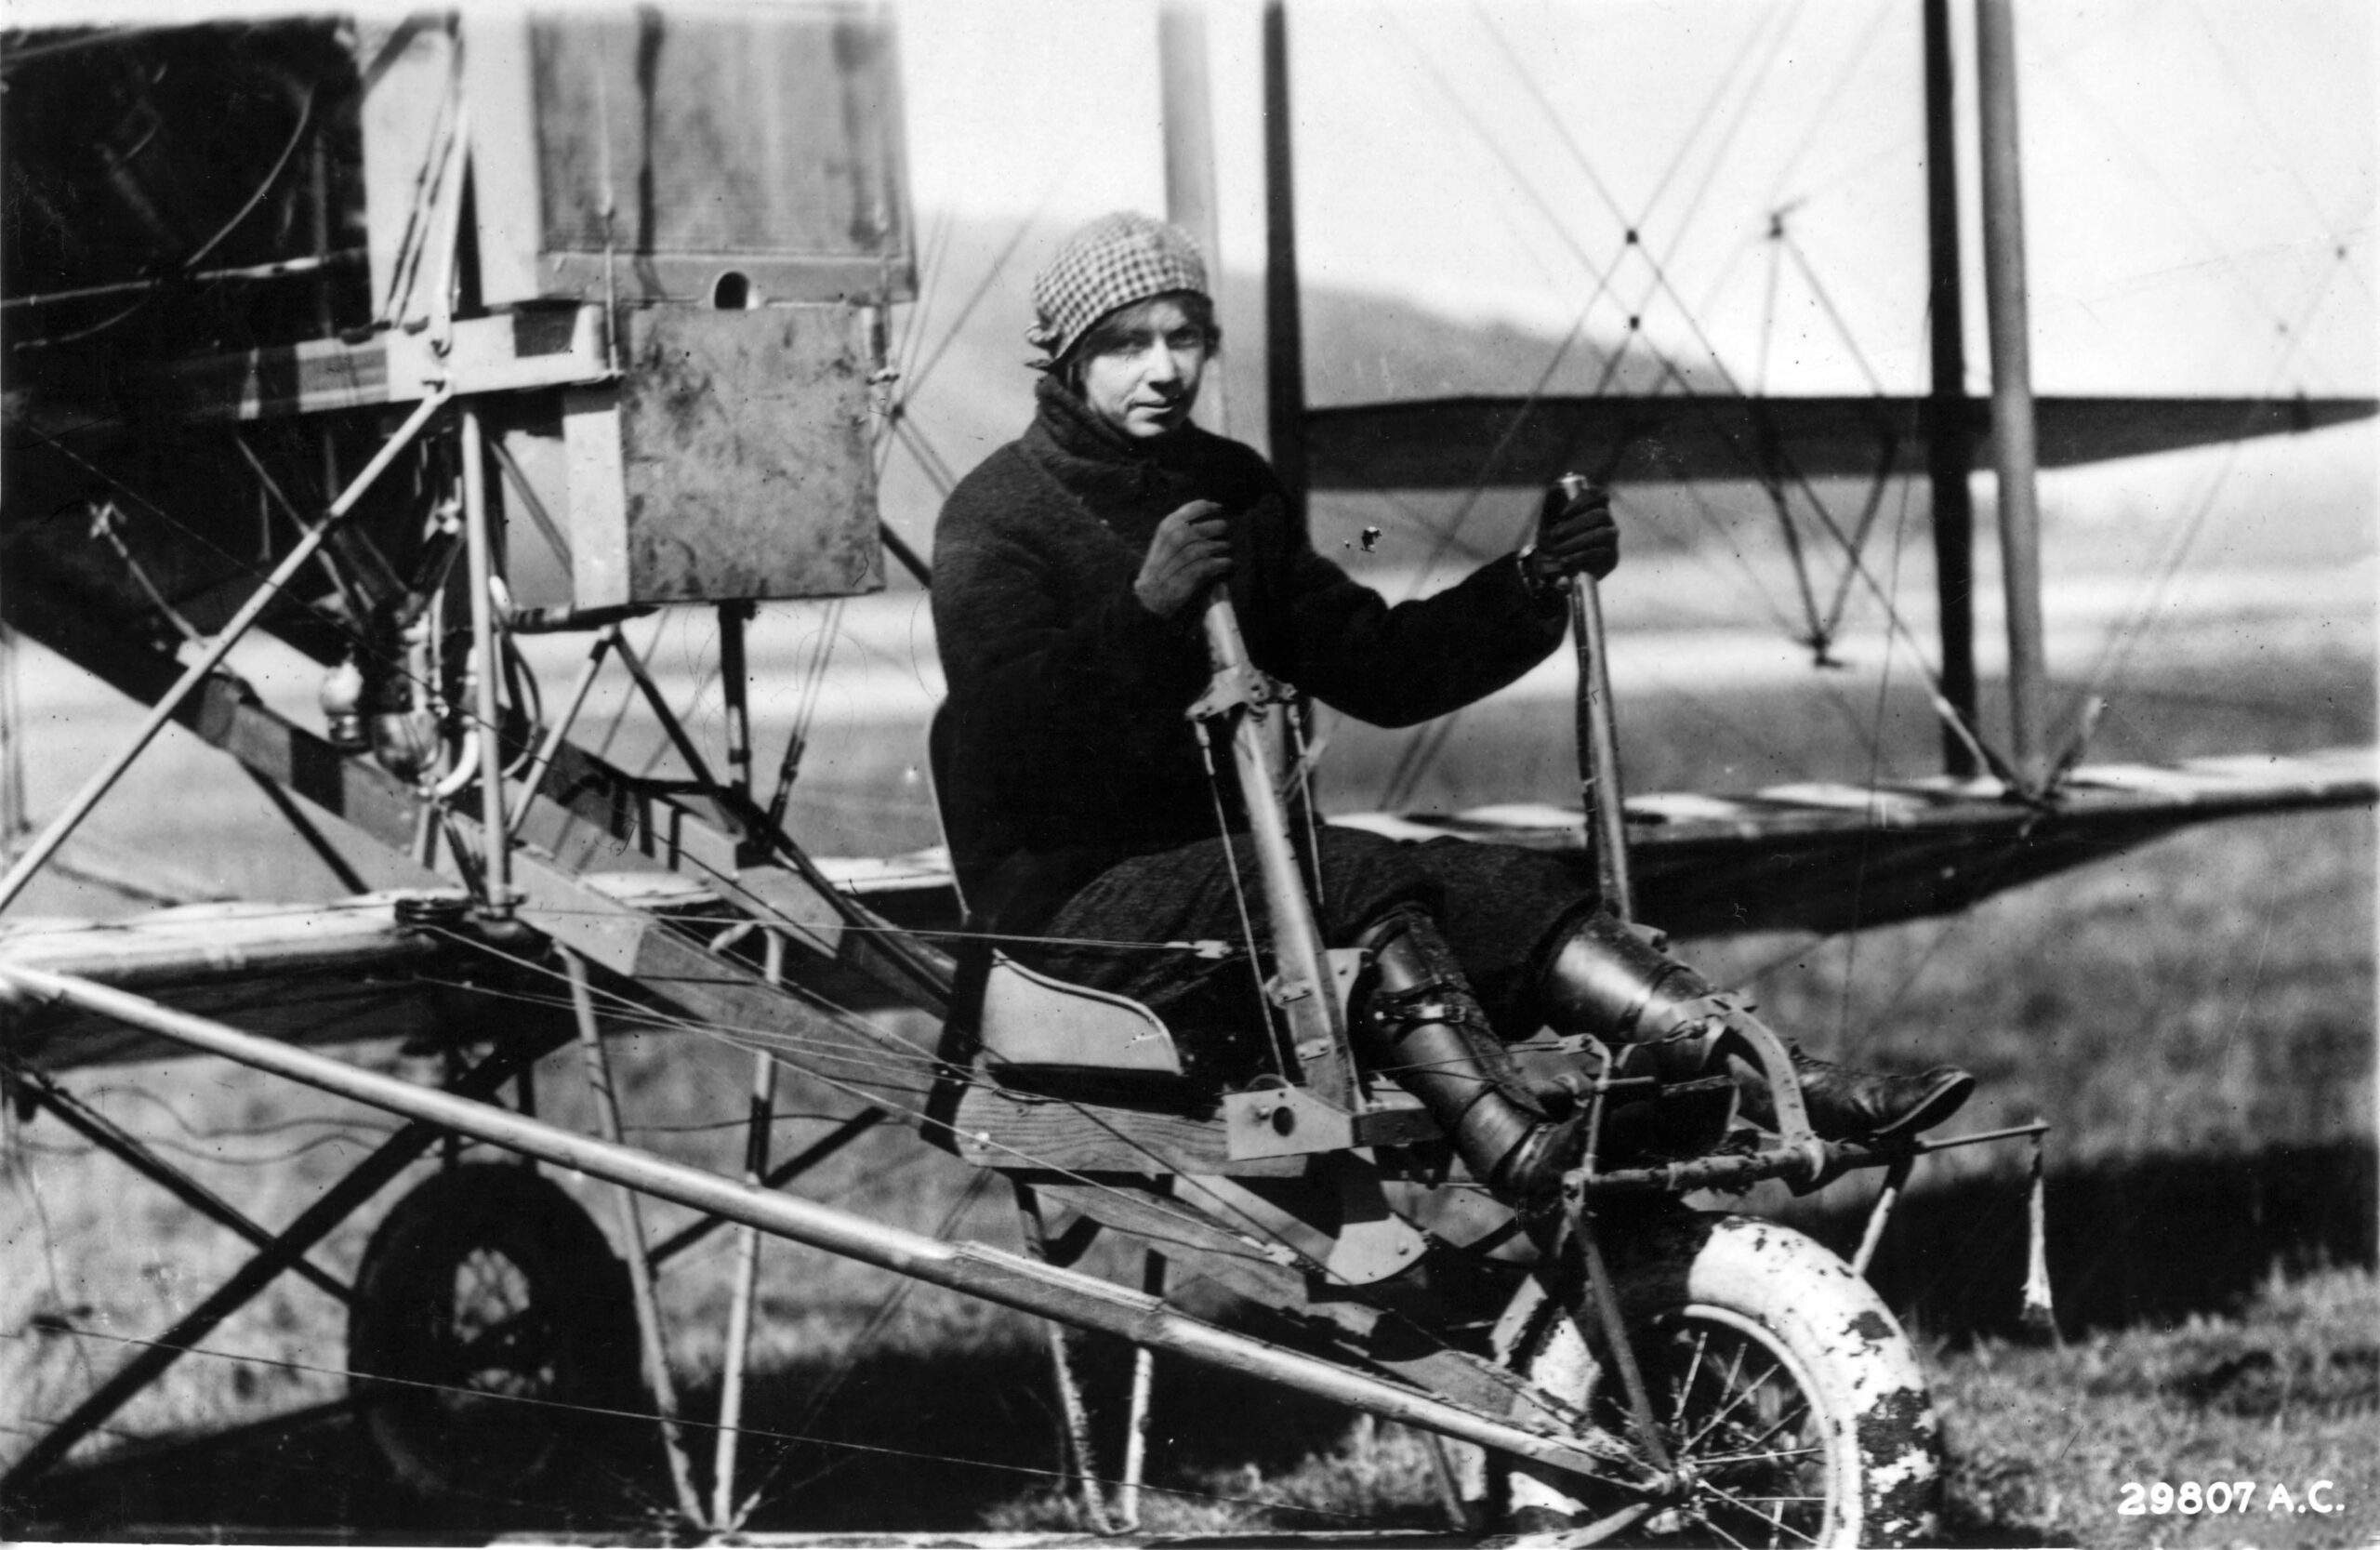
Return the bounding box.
[1535,908,1975,1142]
[1355,907,1584,1202]
[1737,1044,1974,1144]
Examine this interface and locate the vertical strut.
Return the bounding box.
[459,403,514,916]
[563,947,707,1528]
[1976,0,2050,791]
[720,601,757,822]
[1016,1182,1114,1533]
[1262,0,1309,526]
[1117,1241,1167,1530]
[1159,0,1227,433]
[1921,0,1981,778]
[711,1048,775,1528]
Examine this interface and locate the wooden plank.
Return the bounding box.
[139,311,609,423]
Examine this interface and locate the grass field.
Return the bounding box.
[1,558,2373,1541]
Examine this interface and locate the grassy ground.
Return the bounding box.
[973,1266,2380,1546]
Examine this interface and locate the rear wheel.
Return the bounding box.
[348,1163,641,1499]
[1495,1212,1943,1546]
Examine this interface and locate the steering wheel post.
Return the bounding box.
[1557,473,1637,923]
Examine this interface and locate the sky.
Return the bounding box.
[5,0,2369,400]
[894,0,2375,400]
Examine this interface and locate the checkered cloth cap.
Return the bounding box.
[1027,212,1209,365]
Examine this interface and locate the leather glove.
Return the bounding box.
[1523,481,1620,592]
[1134,499,1231,618]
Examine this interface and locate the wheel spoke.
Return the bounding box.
[1698,1480,1822,1547]
[1709,1393,1814,1464]
[1669,1326,1712,1427]
[1694,1446,1824,1471]
[1679,1347,1788,1456]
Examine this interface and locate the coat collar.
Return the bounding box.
[1020,372,1223,523]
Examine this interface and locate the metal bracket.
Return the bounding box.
[1719,1004,1825,1185]
[1223,1082,1357,1159]
[1321,1157,1429,1287]
[1186,658,1288,724]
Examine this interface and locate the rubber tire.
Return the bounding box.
[348,1163,641,1499]
[1494,1211,1944,1546]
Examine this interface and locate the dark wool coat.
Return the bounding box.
[931,373,1569,933]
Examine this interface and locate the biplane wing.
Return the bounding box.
[1302,392,2380,490]
[814,745,2379,946]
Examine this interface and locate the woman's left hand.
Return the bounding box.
[1527,481,1620,586]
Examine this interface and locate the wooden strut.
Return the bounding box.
[0,965,1634,1489]
[562,945,709,1530]
[459,403,514,917]
[713,1047,775,1529]
[1018,1183,1117,1534]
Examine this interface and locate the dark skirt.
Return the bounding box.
[1015,826,1599,1073]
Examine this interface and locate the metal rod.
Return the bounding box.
[1574,1219,1672,1477]
[460,404,512,916]
[0,390,447,915]
[562,947,707,1528]
[721,602,758,869]
[1199,595,1352,1106]
[647,1107,887,1268]
[16,1071,351,1305]
[1976,0,2050,792]
[712,1049,775,1529]
[0,249,367,313]
[509,626,615,841]
[721,603,756,808]
[878,521,932,587]
[613,626,745,841]
[1581,1120,2050,1198]
[0,1017,548,1492]
[1557,476,1633,921]
[1921,0,1980,779]
[1851,1152,1917,1278]
[242,766,371,896]
[0,965,1629,1486]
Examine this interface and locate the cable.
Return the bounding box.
[0,1320,1370,1524]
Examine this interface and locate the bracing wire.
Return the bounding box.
[1366,0,1928,811]
[732,1169,997,1510]
[2066,242,2362,722]
[0,1321,1368,1525]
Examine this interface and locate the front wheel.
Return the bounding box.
[348,1162,641,1499]
[1494,1212,1943,1547]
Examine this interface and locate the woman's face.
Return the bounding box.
[1075,295,1210,441]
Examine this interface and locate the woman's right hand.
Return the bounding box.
[1133,499,1231,618]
